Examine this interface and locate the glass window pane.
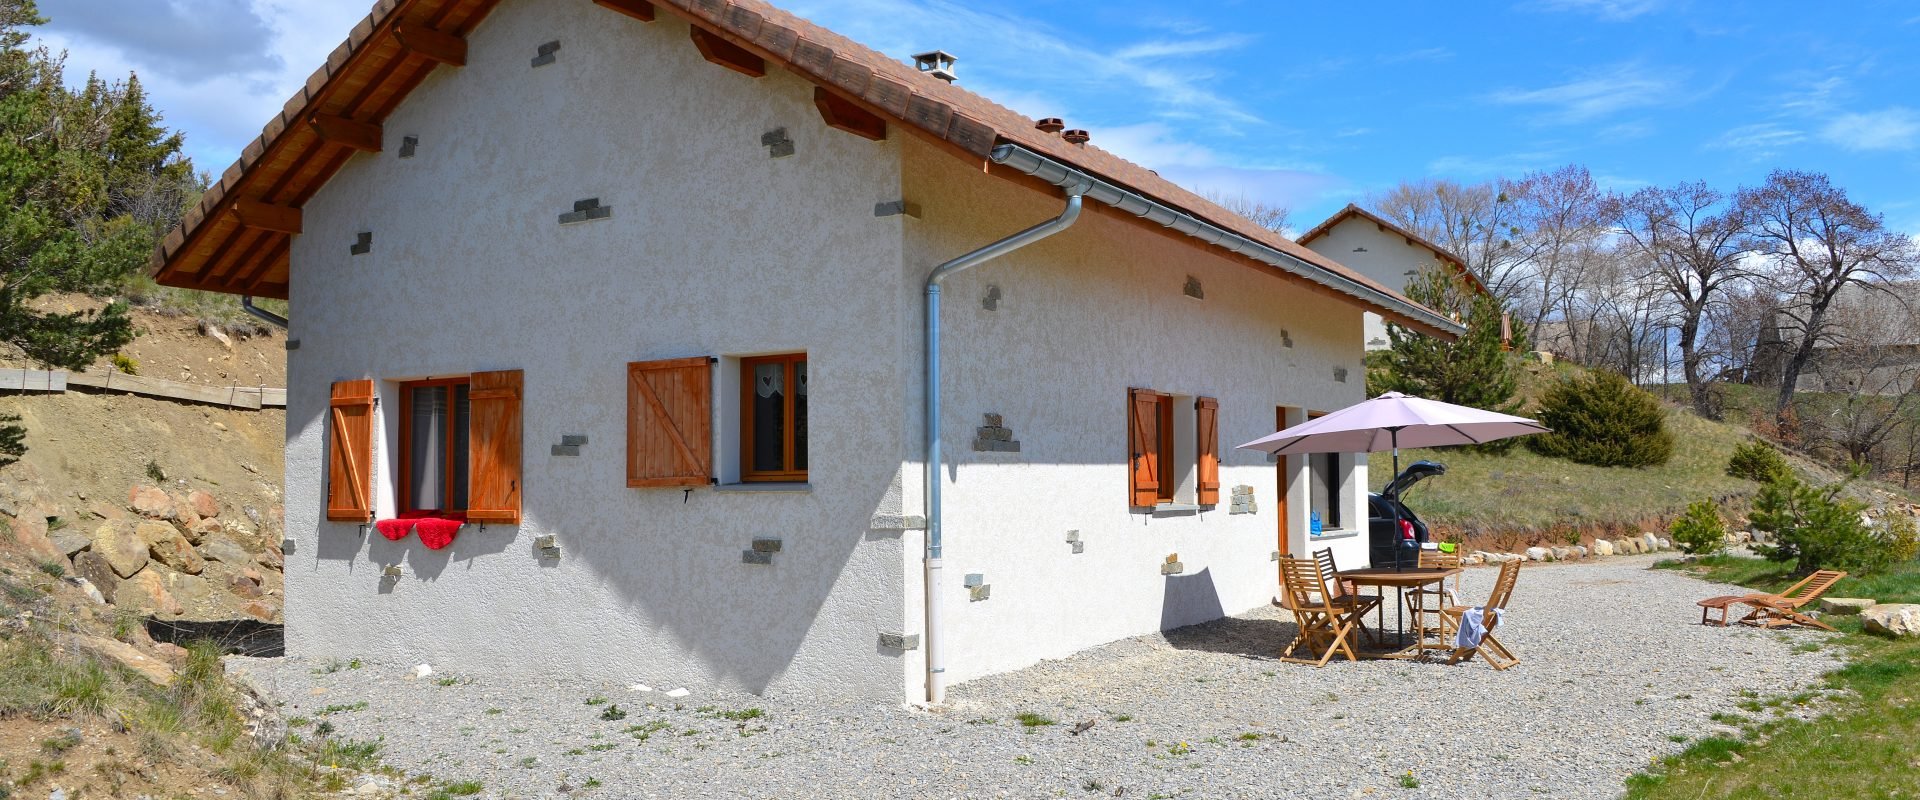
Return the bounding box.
[449,384,470,511]
[409,386,446,510]
[751,362,785,473]
[793,361,807,471]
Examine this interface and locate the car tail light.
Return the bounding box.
[1400,519,1415,539]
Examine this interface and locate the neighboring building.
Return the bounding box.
[1297,204,1488,350]
[149,0,1460,703]
[1790,283,1920,395]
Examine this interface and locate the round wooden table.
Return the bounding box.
[1336,567,1464,659]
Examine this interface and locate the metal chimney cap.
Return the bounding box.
[911,50,958,83]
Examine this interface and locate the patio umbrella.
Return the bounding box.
[1236,392,1548,568]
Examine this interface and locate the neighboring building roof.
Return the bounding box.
[148,0,1454,338]
[1296,203,1487,295]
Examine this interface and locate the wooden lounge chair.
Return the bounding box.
[1312,548,1381,643]
[1406,550,1464,640]
[1441,559,1520,670]
[1733,570,1847,632]
[1278,557,1365,667]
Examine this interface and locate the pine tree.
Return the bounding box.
[1370,266,1525,451]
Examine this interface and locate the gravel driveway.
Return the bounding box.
[231,555,1843,799]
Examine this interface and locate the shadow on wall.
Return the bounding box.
[1159,567,1226,633]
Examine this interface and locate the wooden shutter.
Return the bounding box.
[1128,388,1161,507]
[1195,396,1220,505]
[467,369,524,524]
[627,357,713,487]
[326,379,375,521]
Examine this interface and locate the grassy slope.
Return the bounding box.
[1631,557,1920,799]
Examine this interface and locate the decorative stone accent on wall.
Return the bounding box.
[550,433,587,457]
[1161,553,1184,575]
[349,231,372,255]
[285,339,301,351]
[1065,530,1083,554]
[1333,366,1349,383]
[1183,275,1204,299]
[534,534,561,559]
[761,128,794,158]
[1227,485,1257,515]
[1281,329,1293,348]
[399,135,418,158]
[742,537,781,566]
[1270,550,1281,561]
[878,632,920,651]
[964,572,989,601]
[973,413,1020,453]
[531,40,560,68]
[741,550,772,565]
[873,200,921,218]
[381,564,403,579]
[559,198,611,225]
[868,513,927,531]
[981,285,1001,311]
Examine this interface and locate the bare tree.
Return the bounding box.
[1607,182,1752,417]
[1738,170,1919,421]
[1366,178,1531,303]
[1199,189,1289,235]
[1797,285,1920,466]
[1507,165,1608,347]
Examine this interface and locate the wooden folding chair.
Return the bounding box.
[1312,548,1381,644]
[1406,550,1464,640]
[1278,557,1364,667]
[1735,569,1847,632]
[1441,559,1520,670]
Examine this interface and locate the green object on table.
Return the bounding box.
[1438,542,1457,554]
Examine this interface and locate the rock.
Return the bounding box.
[188,490,220,520]
[89,520,150,578]
[1525,546,1550,562]
[1572,545,1589,559]
[1658,537,1673,551]
[256,544,283,570]
[137,521,204,575]
[185,517,225,545]
[1862,604,1920,637]
[1551,546,1573,561]
[1461,554,1484,566]
[117,570,184,616]
[242,600,278,622]
[196,536,251,565]
[413,663,433,678]
[227,570,263,599]
[63,577,106,605]
[664,687,690,698]
[62,634,173,686]
[1623,537,1645,555]
[49,786,67,800]
[153,642,190,667]
[50,528,91,557]
[165,570,213,609]
[1590,539,1615,557]
[70,552,119,604]
[1642,533,1661,552]
[128,485,176,520]
[1750,529,1770,545]
[8,515,69,564]
[1820,598,1877,616]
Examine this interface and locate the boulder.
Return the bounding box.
[63,576,105,605]
[243,600,279,622]
[7,515,68,564]
[61,634,173,686]
[1750,529,1770,545]
[227,569,264,599]
[1590,539,1615,557]
[1525,546,1551,562]
[116,570,185,616]
[186,517,223,545]
[187,490,219,520]
[138,521,204,575]
[89,520,149,578]
[1551,546,1573,561]
[1861,604,1920,638]
[1572,545,1589,559]
[1658,537,1673,551]
[70,552,119,604]
[256,544,283,571]
[1820,598,1876,616]
[1642,533,1662,552]
[128,485,176,520]
[196,536,251,566]
[50,528,91,557]
[1628,537,1648,554]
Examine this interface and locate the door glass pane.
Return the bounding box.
[793,360,807,470]
[449,384,470,511]
[409,386,447,510]
[751,362,785,472]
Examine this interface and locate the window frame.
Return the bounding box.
[1306,410,1344,530]
[739,353,807,483]
[397,376,471,515]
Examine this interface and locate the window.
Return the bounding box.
[400,378,470,514]
[1128,389,1220,507]
[741,353,807,482]
[1307,411,1344,531]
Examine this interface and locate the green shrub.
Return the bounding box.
[1727,440,1792,483]
[1526,370,1674,467]
[1669,500,1728,555]
[1880,513,1920,564]
[1750,474,1890,576]
[109,353,138,375]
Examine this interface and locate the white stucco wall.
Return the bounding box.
[282,1,915,700]
[1301,220,1446,351]
[901,139,1370,688]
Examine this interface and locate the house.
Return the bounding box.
[1297,203,1488,350]
[148,0,1460,703]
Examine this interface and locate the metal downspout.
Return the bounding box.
[241,296,289,329]
[924,183,1088,705]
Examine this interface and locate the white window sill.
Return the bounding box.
[1311,529,1361,541]
[1147,503,1210,517]
[714,483,811,493]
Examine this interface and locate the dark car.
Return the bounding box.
[1368,460,1446,568]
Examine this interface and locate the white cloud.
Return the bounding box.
[1819,107,1920,152]
[1707,122,1806,160]
[1487,62,1685,124]
[1426,151,1564,177]
[1114,35,1255,61]
[1524,0,1664,21]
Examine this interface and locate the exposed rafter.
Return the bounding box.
[395,23,468,66]
[689,27,764,77]
[308,114,384,153]
[232,200,303,234]
[593,0,655,21]
[813,87,885,142]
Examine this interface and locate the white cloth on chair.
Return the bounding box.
[1455,607,1503,649]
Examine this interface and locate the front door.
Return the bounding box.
[1275,405,1292,564]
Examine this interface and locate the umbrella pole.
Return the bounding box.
[1391,428,1403,573]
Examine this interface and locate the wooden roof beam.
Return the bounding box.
[690,27,764,77]
[594,0,655,21]
[813,87,886,141]
[395,23,467,66]
[232,200,303,235]
[308,114,383,153]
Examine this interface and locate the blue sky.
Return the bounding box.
[34,0,1920,234]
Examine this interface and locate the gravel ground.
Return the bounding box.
[231,555,1845,799]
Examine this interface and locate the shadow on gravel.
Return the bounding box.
[1161,613,1293,661]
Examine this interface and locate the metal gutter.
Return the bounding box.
[241,296,289,329]
[986,143,1466,339]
